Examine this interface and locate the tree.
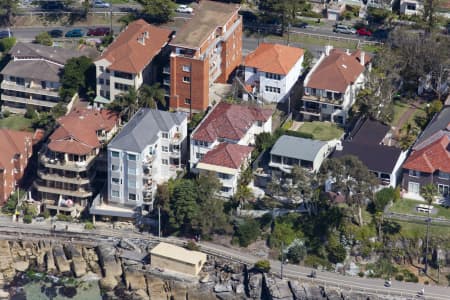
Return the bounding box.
[254,260,271,273]
[421,183,438,274]
[326,234,347,264]
[107,88,139,122]
[269,220,300,248]
[422,0,442,32]
[137,0,176,24]
[0,36,16,52]
[259,0,307,33]
[0,0,19,26]
[138,83,166,109]
[234,218,261,247]
[59,56,95,101]
[372,187,395,240]
[287,242,307,264]
[302,49,314,70]
[168,179,198,235]
[398,122,420,150]
[34,32,53,46]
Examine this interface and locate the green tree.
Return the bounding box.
[302,49,314,70]
[0,0,18,26]
[234,218,261,247]
[269,220,300,248]
[138,0,176,24]
[138,83,166,109]
[107,88,139,121]
[169,179,198,234]
[0,36,16,52]
[287,242,307,264]
[59,56,95,101]
[254,259,271,272]
[1,189,23,214]
[260,0,307,32]
[34,32,53,46]
[421,183,438,274]
[326,234,347,264]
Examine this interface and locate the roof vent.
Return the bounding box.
[143,31,149,39]
[342,64,347,69]
[79,116,85,120]
[138,35,146,46]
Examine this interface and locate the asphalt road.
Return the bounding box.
[0,219,448,299]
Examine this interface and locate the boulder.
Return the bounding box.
[45,250,56,272]
[96,244,122,277]
[133,289,150,300]
[0,241,13,277]
[235,283,245,294]
[53,245,70,273]
[289,280,308,300]
[146,275,166,300]
[248,272,263,299]
[13,260,29,272]
[65,244,87,278]
[263,274,293,300]
[124,269,147,291]
[99,276,118,291]
[214,281,233,293]
[0,289,9,300]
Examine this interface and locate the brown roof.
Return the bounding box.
[200,142,253,169]
[306,49,366,92]
[48,108,118,155]
[0,129,33,170]
[403,135,450,173]
[244,43,304,75]
[192,102,273,143]
[170,0,239,49]
[98,19,172,73]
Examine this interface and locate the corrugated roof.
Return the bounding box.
[98,19,172,73]
[109,109,186,153]
[244,43,304,75]
[270,135,328,162]
[150,242,206,265]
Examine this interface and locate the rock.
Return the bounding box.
[65,244,87,278]
[133,289,149,300]
[99,276,118,291]
[248,272,263,299]
[80,272,102,282]
[214,281,233,293]
[0,241,14,280]
[0,289,9,299]
[263,274,293,300]
[124,269,147,290]
[13,260,29,272]
[200,273,212,283]
[289,280,308,300]
[215,292,235,300]
[96,244,122,277]
[146,275,166,300]
[45,250,56,272]
[53,245,70,273]
[235,283,245,294]
[231,273,243,281]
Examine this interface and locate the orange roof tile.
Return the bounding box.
[200,143,254,169]
[244,43,304,75]
[98,19,172,73]
[48,108,118,155]
[306,49,365,92]
[403,135,450,173]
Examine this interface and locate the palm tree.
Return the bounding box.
[107,88,139,121]
[138,83,166,109]
[420,183,438,274]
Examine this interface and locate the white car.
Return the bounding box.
[93,0,110,8]
[176,4,193,14]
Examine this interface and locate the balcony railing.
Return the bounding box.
[163,67,170,74]
[303,94,343,105]
[34,181,92,198]
[163,79,170,86]
[1,81,59,97]
[37,170,92,185]
[1,94,57,108]
[40,152,96,172]
[300,107,321,115]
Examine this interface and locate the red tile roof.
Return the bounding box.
[98,19,172,73]
[244,43,304,75]
[200,142,254,169]
[306,49,366,92]
[0,129,33,170]
[192,102,273,142]
[48,108,118,155]
[403,135,450,173]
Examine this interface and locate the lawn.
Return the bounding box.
[297,121,344,141]
[265,34,359,50]
[389,198,450,220]
[395,221,450,242]
[0,115,33,131]
[391,101,410,127]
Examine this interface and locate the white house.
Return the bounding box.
[300,46,371,125]
[400,0,423,15]
[94,19,173,106]
[243,43,304,104]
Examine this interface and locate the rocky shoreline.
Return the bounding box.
[0,239,412,299]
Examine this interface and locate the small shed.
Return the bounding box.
[150,242,207,276]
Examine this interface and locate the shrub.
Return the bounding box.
[358,271,364,277]
[34,32,53,46]
[40,210,51,219]
[395,274,404,281]
[2,110,11,118]
[0,37,16,52]
[424,280,429,285]
[234,219,261,247]
[304,255,332,269]
[186,240,200,251]
[24,106,38,119]
[84,222,95,230]
[56,214,73,222]
[23,214,33,224]
[254,260,271,273]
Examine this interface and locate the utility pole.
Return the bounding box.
[424,216,431,274]
[109,0,113,35]
[287,23,291,46]
[280,241,284,279]
[158,205,161,238]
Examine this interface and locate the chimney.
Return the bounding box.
[138,34,145,46]
[345,49,350,55]
[360,51,365,66]
[324,45,333,56]
[143,31,149,39]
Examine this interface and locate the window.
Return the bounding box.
[128,166,136,175]
[408,182,420,194]
[195,152,205,160]
[162,132,169,139]
[114,83,131,91]
[128,179,136,188]
[182,76,191,83]
[128,193,136,201]
[99,66,104,72]
[257,120,263,127]
[112,190,119,197]
[409,170,421,177]
[185,98,191,104]
[265,86,281,93]
[111,164,119,171]
[265,72,281,80]
[321,104,327,109]
[162,159,168,165]
[220,186,231,192]
[128,154,137,161]
[106,79,110,86]
[162,146,169,152]
[112,178,119,184]
[182,65,191,72]
[99,78,104,85]
[114,71,132,80]
[218,173,230,179]
[438,184,449,197]
[438,171,450,179]
[106,91,110,99]
[111,151,119,158]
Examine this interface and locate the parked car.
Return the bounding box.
[333,24,356,34]
[176,4,193,13]
[356,28,372,36]
[48,29,63,38]
[0,30,13,39]
[384,279,392,287]
[65,29,84,38]
[92,0,110,8]
[87,27,110,36]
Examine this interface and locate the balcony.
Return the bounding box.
[1,81,59,97]
[1,94,57,108]
[37,170,92,185]
[43,200,77,212]
[300,107,321,116]
[163,67,170,75]
[303,93,343,105]
[163,79,170,86]
[171,132,182,144]
[34,181,93,198]
[40,152,96,172]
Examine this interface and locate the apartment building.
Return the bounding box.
[94,19,173,106]
[34,108,119,216]
[169,0,242,112]
[0,43,84,114]
[243,43,304,103]
[301,46,371,125]
[0,129,36,204]
[106,109,187,213]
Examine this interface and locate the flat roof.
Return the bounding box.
[270,135,328,162]
[150,242,207,265]
[170,0,239,49]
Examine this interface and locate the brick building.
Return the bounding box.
[0,129,35,204]
[168,0,242,112]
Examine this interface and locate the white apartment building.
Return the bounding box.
[94,19,173,106]
[243,43,304,104]
[106,109,187,213]
[300,46,371,125]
